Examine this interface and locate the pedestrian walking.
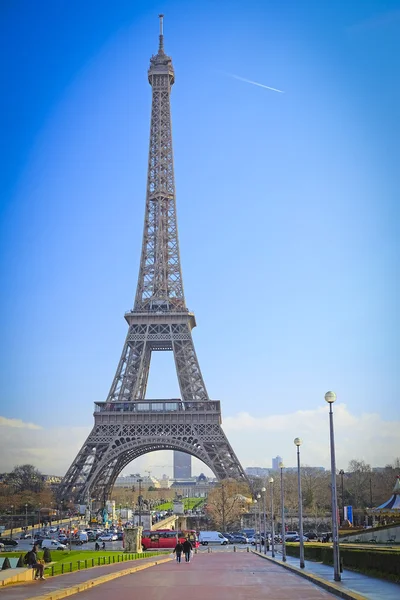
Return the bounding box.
[173,541,183,563]
[182,539,192,563]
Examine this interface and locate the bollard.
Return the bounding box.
[78,561,81,570]
[61,563,64,574]
[247,546,249,552]
[98,557,100,566]
[70,562,72,573]
[234,546,236,552]
[108,556,111,564]
[85,560,88,569]
[208,547,210,553]
[51,565,54,576]
[113,555,115,563]
[92,558,94,567]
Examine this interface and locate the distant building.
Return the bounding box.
[272,456,283,471]
[173,451,191,479]
[245,467,270,477]
[114,474,160,488]
[170,473,215,498]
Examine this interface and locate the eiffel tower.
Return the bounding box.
[59,16,247,504]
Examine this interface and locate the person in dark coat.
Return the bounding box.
[182,539,192,563]
[173,541,184,563]
[25,548,45,580]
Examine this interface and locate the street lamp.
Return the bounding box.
[261,487,267,555]
[25,503,28,529]
[253,499,257,549]
[10,505,14,539]
[268,478,275,558]
[279,462,286,562]
[38,503,42,536]
[339,470,345,525]
[294,437,305,569]
[138,478,143,527]
[256,493,261,552]
[325,391,341,581]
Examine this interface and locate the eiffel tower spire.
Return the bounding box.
[58,18,247,505]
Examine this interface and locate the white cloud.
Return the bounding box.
[0,416,42,430]
[0,404,397,478]
[223,403,399,470]
[0,419,91,474]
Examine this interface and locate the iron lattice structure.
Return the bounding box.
[59,17,247,504]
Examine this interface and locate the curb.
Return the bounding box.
[24,557,172,600]
[252,551,368,600]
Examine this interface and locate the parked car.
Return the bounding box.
[221,533,234,543]
[98,533,117,542]
[286,535,309,543]
[305,532,318,540]
[41,539,67,551]
[0,538,18,547]
[229,534,248,544]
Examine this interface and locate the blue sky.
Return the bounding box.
[0,0,399,477]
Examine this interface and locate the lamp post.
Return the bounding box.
[261,487,267,555]
[268,478,275,557]
[25,503,28,529]
[10,505,14,539]
[279,462,286,562]
[339,470,345,525]
[221,482,226,533]
[325,390,341,582]
[294,437,305,568]
[253,499,257,549]
[256,493,261,552]
[138,478,143,527]
[38,503,42,536]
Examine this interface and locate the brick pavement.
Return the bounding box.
[64,552,336,600]
[2,555,169,600]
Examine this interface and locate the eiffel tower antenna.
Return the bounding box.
[158,14,164,52]
[59,17,247,505]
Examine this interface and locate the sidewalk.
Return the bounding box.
[1,555,171,600]
[253,549,400,600]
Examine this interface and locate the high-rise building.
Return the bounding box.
[173,451,191,479]
[272,456,283,471]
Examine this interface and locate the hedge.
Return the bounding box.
[285,543,400,582]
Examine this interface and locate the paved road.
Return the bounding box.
[73,551,335,600]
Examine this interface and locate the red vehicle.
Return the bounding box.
[141,529,199,551]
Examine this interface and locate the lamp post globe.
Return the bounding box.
[325,391,336,404]
[294,437,302,447]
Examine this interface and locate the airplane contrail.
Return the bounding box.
[225,72,285,93]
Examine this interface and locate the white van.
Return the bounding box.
[198,531,229,545]
[41,539,67,550]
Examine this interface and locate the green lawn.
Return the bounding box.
[2,550,163,577]
[155,498,204,511]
